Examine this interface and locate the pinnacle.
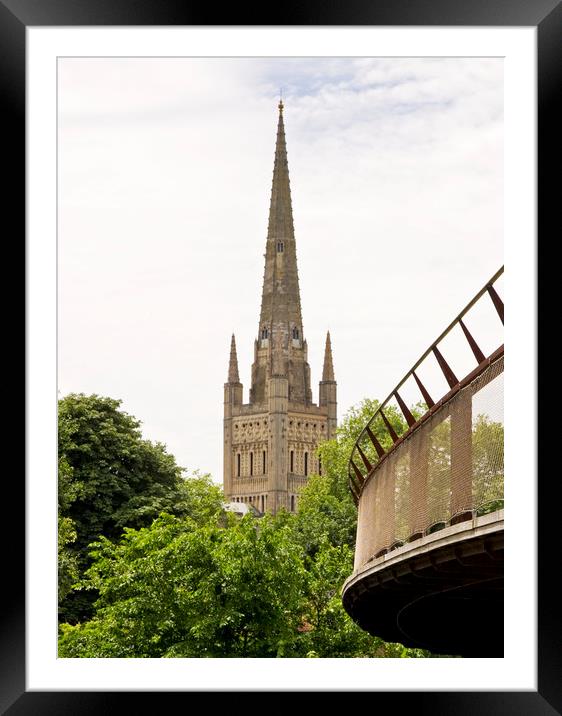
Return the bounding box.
[228,333,240,383]
[322,331,335,382]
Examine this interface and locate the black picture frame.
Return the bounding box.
[8,0,559,712]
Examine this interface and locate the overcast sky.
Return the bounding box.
[58,57,503,484]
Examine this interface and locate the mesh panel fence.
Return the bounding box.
[355,355,503,569]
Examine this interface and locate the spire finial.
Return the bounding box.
[278,88,284,113]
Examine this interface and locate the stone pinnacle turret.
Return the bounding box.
[322,331,335,382]
[319,330,337,439]
[227,333,240,384]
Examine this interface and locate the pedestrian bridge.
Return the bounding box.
[342,268,504,657]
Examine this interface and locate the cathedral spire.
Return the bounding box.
[227,333,240,383]
[322,331,335,382]
[223,103,337,514]
[250,102,311,406]
[258,100,303,337]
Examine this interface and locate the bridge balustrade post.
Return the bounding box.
[372,460,395,556]
[386,461,396,549]
[450,388,473,523]
[409,429,429,540]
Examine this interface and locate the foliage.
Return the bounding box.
[288,474,357,558]
[472,414,504,514]
[174,470,225,526]
[58,393,222,623]
[58,393,439,659]
[59,394,184,548]
[293,540,390,657]
[58,516,79,604]
[58,456,81,605]
[59,513,306,658]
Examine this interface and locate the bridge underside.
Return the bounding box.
[342,514,503,657]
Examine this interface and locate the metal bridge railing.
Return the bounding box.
[349,268,504,563]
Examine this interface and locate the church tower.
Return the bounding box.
[223,100,337,515]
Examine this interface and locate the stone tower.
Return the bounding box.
[223,100,337,515]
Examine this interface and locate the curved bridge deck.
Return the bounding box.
[343,510,503,656]
[343,268,504,657]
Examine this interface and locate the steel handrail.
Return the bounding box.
[348,266,504,503]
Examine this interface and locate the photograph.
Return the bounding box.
[56,56,504,660]
[9,7,555,708]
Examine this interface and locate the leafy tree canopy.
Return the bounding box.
[60,394,183,547]
[59,513,306,658]
[58,393,438,658]
[58,393,223,623]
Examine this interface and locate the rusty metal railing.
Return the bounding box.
[348,267,504,506]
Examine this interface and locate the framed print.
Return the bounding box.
[7,0,559,711]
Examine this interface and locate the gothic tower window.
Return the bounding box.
[290,450,294,472]
[291,495,295,512]
[250,452,253,476]
[318,456,322,476]
[277,241,284,252]
[237,453,241,477]
[263,450,266,474]
[304,452,308,476]
[292,327,299,339]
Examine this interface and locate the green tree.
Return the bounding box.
[288,473,357,558]
[472,413,504,515]
[58,455,82,606]
[277,399,433,658]
[58,393,223,623]
[59,394,184,546]
[58,513,306,658]
[293,540,387,657]
[58,393,438,658]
